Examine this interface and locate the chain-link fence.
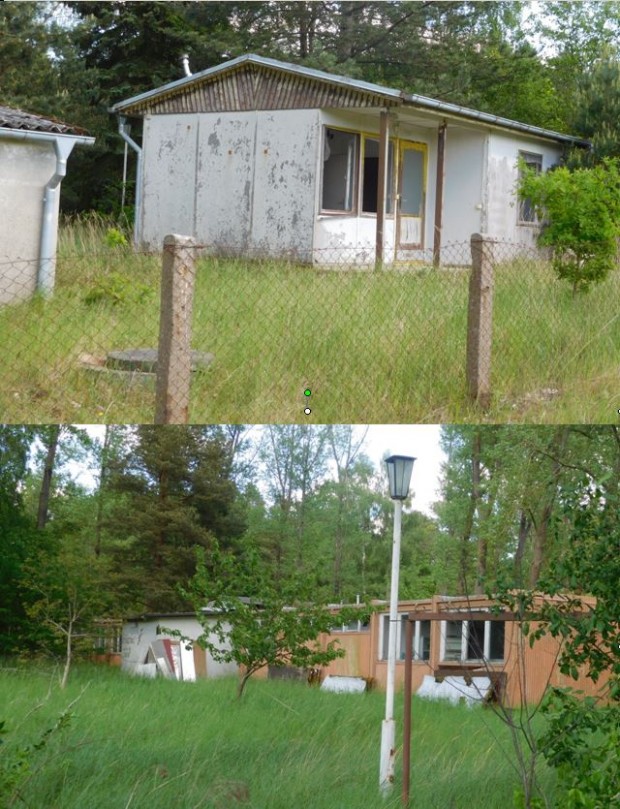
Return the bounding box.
[1,235,618,423]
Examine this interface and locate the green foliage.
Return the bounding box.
[0,710,73,805]
[83,271,152,307]
[181,541,347,697]
[104,227,128,249]
[537,690,620,809]
[495,484,620,809]
[518,159,620,293]
[570,57,620,164]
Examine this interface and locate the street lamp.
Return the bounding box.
[380,454,416,794]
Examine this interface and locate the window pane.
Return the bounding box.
[418,620,431,661]
[362,139,395,215]
[382,615,390,660]
[362,138,379,213]
[401,149,424,216]
[518,152,542,223]
[467,620,486,660]
[444,620,462,661]
[489,622,505,660]
[322,128,357,211]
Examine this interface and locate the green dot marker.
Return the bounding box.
[304,389,311,397]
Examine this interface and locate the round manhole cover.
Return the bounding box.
[106,349,214,373]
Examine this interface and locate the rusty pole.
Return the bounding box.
[402,617,414,807]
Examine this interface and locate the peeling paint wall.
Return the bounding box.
[196,113,255,249]
[140,109,320,256]
[485,132,562,246]
[0,139,57,303]
[141,115,199,249]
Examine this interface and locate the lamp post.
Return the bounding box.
[380,454,416,795]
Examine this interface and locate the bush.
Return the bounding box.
[518,159,620,293]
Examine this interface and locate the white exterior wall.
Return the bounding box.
[121,616,238,678]
[442,127,485,245]
[140,110,320,257]
[0,139,57,304]
[485,132,563,246]
[140,115,199,248]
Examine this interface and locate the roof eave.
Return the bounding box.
[403,94,589,147]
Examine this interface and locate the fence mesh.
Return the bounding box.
[0,238,618,423]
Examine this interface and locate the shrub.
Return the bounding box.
[518,159,620,293]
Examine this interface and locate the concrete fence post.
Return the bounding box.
[467,233,494,409]
[155,234,197,424]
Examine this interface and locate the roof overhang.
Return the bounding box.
[111,52,588,149]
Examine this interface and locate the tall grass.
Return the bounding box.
[0,664,555,809]
[0,216,618,422]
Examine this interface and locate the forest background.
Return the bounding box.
[3,0,620,214]
[2,423,619,657]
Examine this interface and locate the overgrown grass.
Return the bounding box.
[0,216,618,422]
[0,664,555,809]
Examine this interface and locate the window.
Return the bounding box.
[362,138,395,214]
[321,128,395,215]
[440,618,505,662]
[322,128,358,212]
[518,151,542,223]
[381,614,430,661]
[335,618,370,632]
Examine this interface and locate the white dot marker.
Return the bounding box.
[304,407,311,415]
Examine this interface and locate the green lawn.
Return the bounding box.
[0,664,555,809]
[1,221,618,423]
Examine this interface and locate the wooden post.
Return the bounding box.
[155,234,196,424]
[402,617,414,807]
[375,109,390,270]
[433,123,447,268]
[466,233,494,410]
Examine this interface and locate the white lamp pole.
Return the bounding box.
[380,454,415,795]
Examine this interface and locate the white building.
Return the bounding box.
[0,107,94,303]
[121,610,238,680]
[112,53,588,266]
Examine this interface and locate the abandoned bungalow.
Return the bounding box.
[118,594,606,707]
[321,593,608,707]
[0,107,94,304]
[111,53,588,266]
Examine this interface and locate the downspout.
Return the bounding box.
[118,115,143,247]
[38,137,76,295]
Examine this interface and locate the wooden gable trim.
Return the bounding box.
[122,64,400,116]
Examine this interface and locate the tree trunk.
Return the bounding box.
[37,425,60,529]
[513,509,531,585]
[60,619,73,690]
[460,429,482,594]
[94,425,112,557]
[530,427,569,586]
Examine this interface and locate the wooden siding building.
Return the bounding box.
[321,593,607,707]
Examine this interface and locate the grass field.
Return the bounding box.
[1,218,618,423]
[0,664,555,809]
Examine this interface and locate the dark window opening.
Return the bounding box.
[322,128,357,212]
[489,621,505,661]
[467,620,486,659]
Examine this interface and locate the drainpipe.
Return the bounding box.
[118,116,143,247]
[38,137,77,295]
[0,128,94,295]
